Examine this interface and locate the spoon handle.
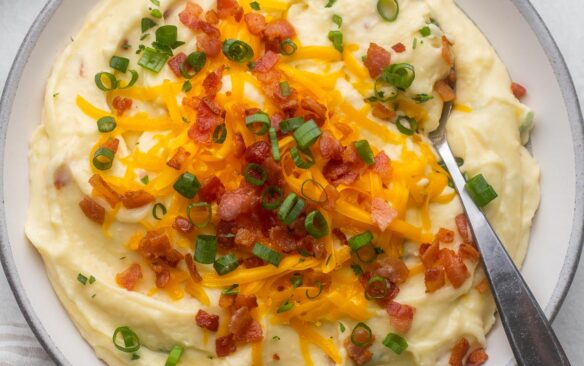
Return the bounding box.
[436,142,570,366]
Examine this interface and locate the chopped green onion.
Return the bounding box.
[348,231,374,252]
[351,323,373,347]
[252,243,283,267]
[279,81,291,97]
[244,163,268,186]
[138,48,169,73]
[290,274,303,288]
[354,140,375,165]
[93,147,115,170]
[351,264,364,276]
[377,0,399,21]
[97,116,117,133]
[245,112,271,135]
[173,173,200,199]
[150,8,162,18]
[182,80,192,92]
[383,333,408,354]
[187,202,212,228]
[383,63,415,90]
[118,70,139,89]
[110,56,130,73]
[165,345,184,366]
[279,117,304,134]
[419,26,431,37]
[304,211,329,239]
[151,0,160,6]
[413,93,433,103]
[332,14,343,28]
[187,51,207,72]
[141,18,157,33]
[278,193,305,225]
[250,1,261,10]
[94,72,118,91]
[356,244,378,263]
[291,146,315,169]
[152,203,167,220]
[396,116,418,136]
[325,0,337,7]
[212,124,227,144]
[339,322,346,333]
[465,174,498,207]
[223,39,254,62]
[277,300,294,313]
[113,326,141,353]
[132,354,140,360]
[412,37,418,50]
[306,280,323,300]
[77,273,88,285]
[141,176,149,185]
[365,275,388,300]
[300,179,327,204]
[280,39,298,56]
[262,186,284,210]
[88,275,96,284]
[156,25,178,47]
[214,254,240,275]
[222,284,240,295]
[293,120,322,150]
[374,77,399,102]
[269,128,281,161]
[195,235,217,264]
[328,30,344,53]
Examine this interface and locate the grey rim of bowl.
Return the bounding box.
[0,0,582,365]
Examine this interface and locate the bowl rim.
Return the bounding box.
[1,0,582,365]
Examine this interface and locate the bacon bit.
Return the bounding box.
[371,198,397,232]
[102,138,120,154]
[372,151,393,184]
[264,19,296,52]
[167,147,191,170]
[121,190,155,209]
[301,97,328,123]
[242,256,265,268]
[245,13,267,35]
[323,160,359,185]
[420,241,440,268]
[229,306,253,337]
[197,176,225,203]
[152,263,171,288]
[364,43,391,78]
[273,354,281,361]
[374,256,409,284]
[435,79,456,102]
[437,228,455,243]
[371,103,396,121]
[234,294,258,310]
[190,97,224,143]
[442,36,454,67]
[342,145,361,164]
[475,279,489,294]
[332,228,349,246]
[116,263,143,291]
[254,51,280,73]
[203,66,224,96]
[269,226,300,253]
[449,337,470,366]
[53,164,71,190]
[79,196,106,224]
[218,187,256,221]
[245,141,271,164]
[424,267,446,293]
[344,337,374,365]
[216,333,237,357]
[318,131,343,160]
[234,227,257,247]
[386,301,415,334]
[440,249,470,288]
[262,157,285,186]
[184,254,202,282]
[111,97,132,117]
[205,9,219,24]
[455,214,472,243]
[89,174,121,207]
[179,2,204,30]
[173,216,194,234]
[197,32,222,57]
[196,309,220,331]
[466,348,488,366]
[219,293,236,309]
[233,132,246,158]
[238,319,263,343]
[217,220,237,250]
[392,42,406,53]
[511,82,527,99]
[182,96,201,111]
[138,231,182,267]
[217,0,243,21]
[459,243,480,262]
[168,52,187,78]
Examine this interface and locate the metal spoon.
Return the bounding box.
[429,101,570,366]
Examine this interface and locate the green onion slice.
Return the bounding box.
[332,14,343,28]
[279,117,304,134]
[419,26,431,37]
[339,322,346,332]
[223,39,254,62]
[348,231,374,252]
[222,284,240,295]
[245,112,271,135]
[113,326,141,353]
[374,77,399,102]
[354,140,375,165]
[141,18,157,33]
[165,345,184,366]
[97,116,117,133]
[244,163,268,186]
[261,186,284,210]
[291,146,315,169]
[377,0,399,21]
[152,203,167,220]
[305,280,323,300]
[396,116,418,136]
[300,179,328,204]
[214,254,240,275]
[118,70,139,89]
[212,124,227,144]
[280,39,298,56]
[465,174,498,207]
[325,0,337,7]
[156,25,178,47]
[351,323,373,347]
[412,93,433,103]
[365,275,389,300]
[279,81,291,97]
[290,274,303,288]
[277,300,294,313]
[252,243,283,267]
[304,211,329,239]
[138,48,169,73]
[293,120,322,150]
[250,1,261,10]
[351,264,364,276]
[77,273,88,285]
[182,80,192,92]
[187,202,212,228]
[173,173,201,199]
[328,30,344,53]
[110,56,130,73]
[277,193,305,225]
[93,147,115,170]
[383,63,415,90]
[269,128,281,161]
[195,235,218,264]
[95,72,118,91]
[383,333,408,354]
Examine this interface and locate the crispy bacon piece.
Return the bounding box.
[420,241,440,268]
[179,2,204,30]
[234,294,258,310]
[435,79,456,102]
[449,338,470,366]
[184,254,202,282]
[79,196,106,224]
[138,231,182,267]
[217,220,237,249]
[344,337,374,365]
[89,174,121,207]
[371,198,397,232]
[168,52,187,78]
[364,43,391,78]
[229,307,252,337]
[264,19,296,52]
[323,160,359,185]
[121,190,155,209]
[218,187,256,221]
[198,176,225,203]
[342,145,360,164]
[205,9,219,24]
[511,82,527,99]
[466,348,488,366]
[442,36,454,67]
[262,157,285,186]
[424,267,446,293]
[437,228,455,243]
[371,103,396,121]
[273,354,280,361]
[53,164,71,190]
[167,147,191,170]
[459,243,480,262]
[196,309,220,331]
[245,141,271,164]
[386,301,415,334]
[332,228,349,246]
[217,0,243,21]
[318,131,343,160]
[374,256,409,284]
[254,51,280,73]
[112,96,132,116]
[116,263,143,291]
[242,256,265,268]
[301,97,327,123]
[392,42,406,53]
[245,13,267,35]
[189,97,224,143]
[203,66,224,96]
[372,151,393,184]
[440,249,470,288]
[173,216,194,234]
[197,32,222,57]
[219,293,236,309]
[152,263,171,288]
[102,138,120,154]
[216,333,237,357]
[233,132,246,158]
[238,320,263,343]
[269,226,300,253]
[455,214,472,243]
[234,227,257,247]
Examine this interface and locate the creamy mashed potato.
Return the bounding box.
[26,0,539,365]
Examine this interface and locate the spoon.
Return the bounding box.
[429,101,571,366]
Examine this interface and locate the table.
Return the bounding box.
[1,0,583,364]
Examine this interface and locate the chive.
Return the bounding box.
[261,186,284,210]
[250,1,261,10]
[187,51,207,72]
[305,280,323,300]
[279,117,304,134]
[112,326,141,353]
[118,70,139,89]
[413,37,418,50]
[141,176,149,185]
[300,179,327,204]
[222,284,240,295]
[222,39,254,62]
[156,25,178,48]
[245,112,271,135]
[304,211,329,239]
[383,63,415,90]
[93,147,115,170]
[348,231,374,252]
[328,30,343,53]
[272,336,281,341]
[141,18,157,33]
[277,300,294,313]
[351,264,364,276]
[377,0,399,21]
[88,275,96,284]
[269,128,281,161]
[354,140,375,165]
[325,0,337,7]
[138,48,169,73]
[413,93,433,103]
[110,56,130,73]
[182,80,192,92]
[419,26,431,37]
[97,116,117,133]
[173,172,201,199]
[280,39,297,56]
[279,81,291,97]
[374,77,399,102]
[290,146,315,169]
[165,345,183,366]
[195,235,218,264]
[77,273,88,285]
[383,333,408,354]
[214,254,240,275]
[212,124,227,144]
[365,275,389,300]
[94,72,118,91]
[465,174,498,207]
[244,163,268,186]
[332,14,343,28]
[150,8,162,18]
[351,323,373,347]
[252,243,283,267]
[396,116,418,136]
[152,203,167,220]
[293,120,322,150]
[339,322,346,333]
[150,0,160,6]
[277,193,305,225]
[187,202,212,228]
[290,274,303,288]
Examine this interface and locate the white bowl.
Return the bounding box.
[1,0,582,365]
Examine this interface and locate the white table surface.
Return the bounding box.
[1,0,583,364]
